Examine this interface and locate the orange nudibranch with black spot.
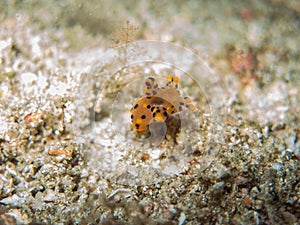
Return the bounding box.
[130,75,195,132]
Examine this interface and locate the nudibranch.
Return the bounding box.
[130,75,195,132]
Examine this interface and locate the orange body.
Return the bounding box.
[130,76,195,132]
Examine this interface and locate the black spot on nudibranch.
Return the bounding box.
[134,104,138,109]
[147,105,151,109]
[135,124,140,129]
[141,115,146,119]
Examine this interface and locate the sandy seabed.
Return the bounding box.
[0,1,299,224]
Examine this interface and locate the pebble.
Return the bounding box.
[0,195,21,206]
[178,212,186,225]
